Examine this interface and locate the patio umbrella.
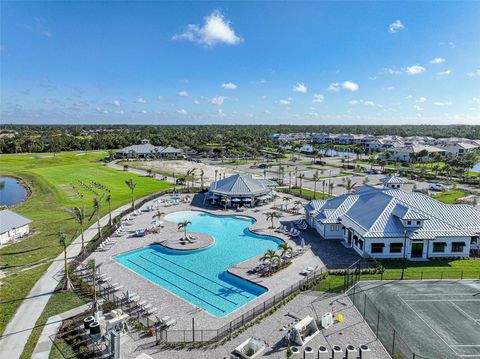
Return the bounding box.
[300,237,305,249]
[151,220,163,226]
[242,198,252,202]
[231,198,241,202]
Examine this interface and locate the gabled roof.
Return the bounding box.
[305,185,480,239]
[380,175,408,185]
[0,209,32,234]
[209,174,273,196]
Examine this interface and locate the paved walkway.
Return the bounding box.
[31,303,90,359]
[0,195,153,359]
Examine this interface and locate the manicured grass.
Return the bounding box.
[432,189,466,204]
[279,187,333,201]
[20,288,90,359]
[315,259,480,293]
[0,151,172,335]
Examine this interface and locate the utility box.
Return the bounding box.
[346,344,358,358]
[360,344,372,359]
[332,345,343,359]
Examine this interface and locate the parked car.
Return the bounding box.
[429,183,446,191]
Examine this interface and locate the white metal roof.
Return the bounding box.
[209,174,273,196]
[0,209,32,234]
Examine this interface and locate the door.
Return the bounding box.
[411,242,424,258]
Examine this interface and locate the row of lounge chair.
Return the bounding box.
[122,292,177,328]
[278,225,300,237]
[97,236,116,251]
[293,218,308,230]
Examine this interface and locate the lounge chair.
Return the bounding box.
[164,318,177,328]
[159,316,170,325]
[146,307,158,315]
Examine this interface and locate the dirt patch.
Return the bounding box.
[128,160,241,183]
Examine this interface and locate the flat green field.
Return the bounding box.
[0,151,172,335]
[432,189,466,204]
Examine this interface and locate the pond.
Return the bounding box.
[471,162,480,172]
[0,177,28,206]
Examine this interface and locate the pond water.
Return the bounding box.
[471,162,480,172]
[0,177,28,206]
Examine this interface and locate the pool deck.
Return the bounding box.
[155,230,215,251]
[85,192,359,333]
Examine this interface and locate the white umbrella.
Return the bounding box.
[231,198,241,202]
[300,237,305,249]
[242,198,252,202]
[151,220,163,226]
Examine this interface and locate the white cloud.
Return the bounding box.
[389,20,405,33]
[264,110,271,114]
[177,91,189,97]
[364,101,375,106]
[173,10,242,47]
[430,57,445,64]
[112,100,121,107]
[349,100,359,105]
[141,110,148,114]
[279,98,292,105]
[292,83,307,93]
[414,105,423,111]
[135,97,147,104]
[349,99,374,106]
[209,96,225,105]
[440,41,456,49]
[221,82,237,90]
[116,110,124,115]
[328,81,359,92]
[467,69,480,77]
[405,65,426,75]
[193,99,200,105]
[312,94,324,103]
[216,109,226,117]
[433,101,452,106]
[157,96,165,101]
[381,68,402,75]
[176,108,188,115]
[416,97,427,103]
[437,69,452,76]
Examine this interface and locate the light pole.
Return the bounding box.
[402,229,418,280]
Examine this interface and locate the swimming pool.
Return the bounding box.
[115,210,283,317]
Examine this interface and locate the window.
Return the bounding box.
[358,239,364,250]
[407,220,412,225]
[452,242,465,253]
[390,243,403,253]
[371,243,385,253]
[433,242,447,253]
[416,221,421,225]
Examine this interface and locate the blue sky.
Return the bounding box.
[1,1,479,125]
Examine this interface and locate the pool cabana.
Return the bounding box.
[207,174,276,207]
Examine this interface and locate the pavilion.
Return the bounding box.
[207,174,277,207]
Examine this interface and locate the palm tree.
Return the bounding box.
[69,206,86,250]
[283,196,291,210]
[152,211,165,220]
[125,178,137,209]
[87,259,100,314]
[59,232,73,291]
[214,169,218,182]
[221,195,229,210]
[199,169,205,190]
[298,173,305,196]
[272,193,280,208]
[177,220,191,239]
[312,171,320,199]
[294,167,299,187]
[278,242,293,262]
[260,249,280,274]
[265,211,279,228]
[105,194,112,226]
[329,182,334,196]
[293,200,303,212]
[322,180,326,200]
[186,168,196,191]
[344,178,357,194]
[88,196,103,241]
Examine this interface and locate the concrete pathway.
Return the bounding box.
[0,196,153,359]
[31,303,90,359]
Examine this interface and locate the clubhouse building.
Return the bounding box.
[115,139,183,159]
[207,174,277,207]
[304,184,480,260]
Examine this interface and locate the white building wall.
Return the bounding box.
[0,224,29,245]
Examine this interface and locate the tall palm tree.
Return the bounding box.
[105,194,112,226]
[294,167,299,187]
[199,169,205,190]
[125,178,137,209]
[214,169,218,182]
[89,194,104,240]
[59,232,73,291]
[298,173,305,196]
[87,259,100,314]
[265,211,279,228]
[322,180,326,200]
[272,193,280,208]
[312,171,320,199]
[69,206,86,250]
[329,182,334,196]
[294,200,303,212]
[177,220,191,239]
[221,195,229,210]
[283,196,291,210]
[345,178,357,194]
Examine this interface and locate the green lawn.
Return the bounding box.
[432,189,466,204]
[0,151,172,335]
[20,288,90,359]
[315,259,480,293]
[279,187,332,201]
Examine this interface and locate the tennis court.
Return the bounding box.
[349,280,480,359]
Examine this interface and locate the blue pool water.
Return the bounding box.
[115,211,282,317]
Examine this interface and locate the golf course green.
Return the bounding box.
[0,151,172,335]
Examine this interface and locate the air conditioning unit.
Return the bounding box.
[303,346,315,359]
[332,345,343,359]
[360,344,372,359]
[318,346,329,359]
[346,344,358,358]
